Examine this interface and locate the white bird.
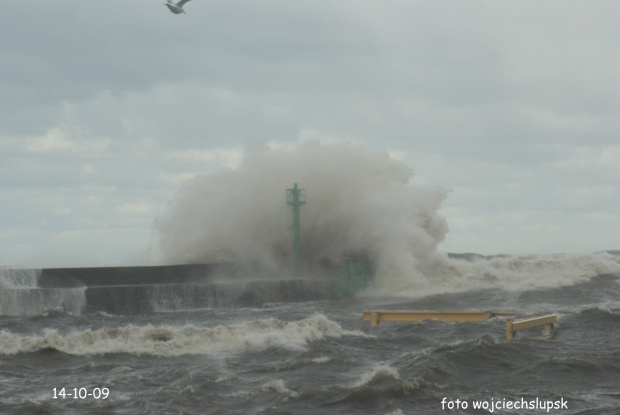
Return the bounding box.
[164,0,191,14]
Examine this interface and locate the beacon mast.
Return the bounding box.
[286,183,306,273]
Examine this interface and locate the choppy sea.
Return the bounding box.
[1,252,620,414]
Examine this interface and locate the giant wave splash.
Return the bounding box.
[156,141,620,295]
[156,141,449,291]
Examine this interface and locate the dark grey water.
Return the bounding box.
[1,254,620,414]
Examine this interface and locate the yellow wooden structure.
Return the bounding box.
[362,310,557,340]
[362,311,519,326]
[506,313,556,340]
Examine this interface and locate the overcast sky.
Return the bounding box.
[2,1,619,267]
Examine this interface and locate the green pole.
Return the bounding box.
[286,183,305,272]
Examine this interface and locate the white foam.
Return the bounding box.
[260,379,300,400]
[0,286,86,316]
[351,364,400,389]
[221,390,251,399]
[364,252,620,296]
[0,314,366,356]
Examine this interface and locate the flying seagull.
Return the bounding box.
[164,0,191,14]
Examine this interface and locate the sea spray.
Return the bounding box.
[0,268,86,316]
[155,141,620,295]
[0,268,39,288]
[156,141,450,290]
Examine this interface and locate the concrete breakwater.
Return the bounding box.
[37,263,240,288]
[1,264,334,315]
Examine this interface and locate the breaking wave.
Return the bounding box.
[156,141,620,296]
[156,140,449,289]
[0,314,367,356]
[378,251,620,296]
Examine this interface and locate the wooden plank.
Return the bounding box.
[370,311,379,326]
[506,320,515,340]
[510,314,556,331]
[506,314,556,340]
[361,310,556,341]
[362,311,521,324]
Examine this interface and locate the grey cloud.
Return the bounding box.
[2,0,620,264]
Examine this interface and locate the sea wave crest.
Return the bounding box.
[0,314,365,356]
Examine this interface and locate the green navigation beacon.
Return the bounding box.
[286,183,306,273]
